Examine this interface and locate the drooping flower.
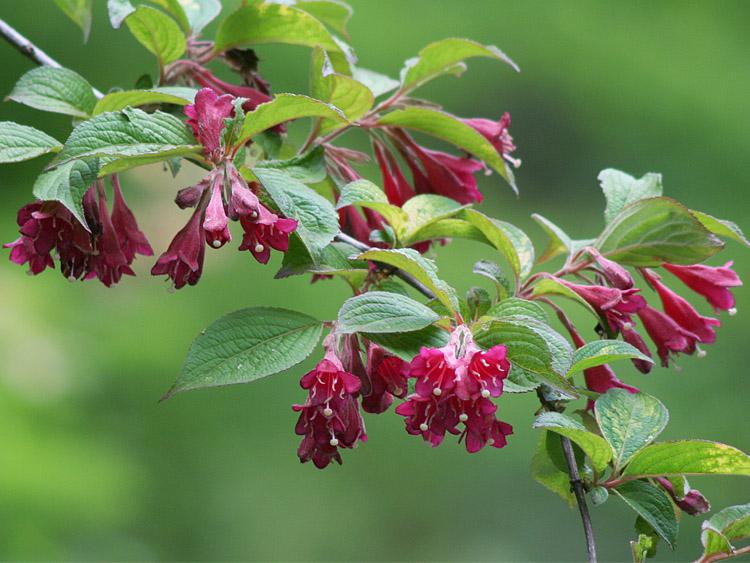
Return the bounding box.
[88,183,134,287]
[202,172,231,249]
[4,201,58,275]
[361,344,408,414]
[643,269,720,344]
[655,477,710,516]
[556,278,646,330]
[189,65,272,110]
[637,306,699,367]
[397,326,512,452]
[184,87,234,163]
[238,203,297,264]
[373,139,415,206]
[586,248,634,290]
[110,175,153,262]
[620,324,654,374]
[461,112,520,168]
[663,262,742,313]
[292,348,366,469]
[151,206,206,289]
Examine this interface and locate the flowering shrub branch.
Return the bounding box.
[2,2,750,561]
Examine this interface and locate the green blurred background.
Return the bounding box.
[1,1,748,561]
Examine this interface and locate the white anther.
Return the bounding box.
[323,407,333,417]
[697,349,707,358]
[729,307,737,316]
[67,275,76,282]
[481,389,491,398]
[254,243,264,253]
[250,211,258,219]
[621,322,634,331]
[211,240,222,248]
[459,413,468,422]
[329,438,339,447]
[419,423,429,432]
[488,438,495,446]
[432,387,442,397]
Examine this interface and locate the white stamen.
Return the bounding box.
[432,387,442,397]
[329,437,339,447]
[67,275,76,282]
[621,322,634,330]
[254,243,264,253]
[488,438,495,446]
[419,423,429,432]
[481,389,491,398]
[250,211,258,219]
[459,413,468,422]
[697,349,707,358]
[481,359,490,367]
[729,307,737,316]
[211,239,222,248]
[323,407,333,417]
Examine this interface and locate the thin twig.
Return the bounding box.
[0,17,104,98]
[697,545,750,563]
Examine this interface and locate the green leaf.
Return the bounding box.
[177,0,221,33]
[531,213,574,263]
[504,365,541,393]
[377,108,516,190]
[631,517,659,562]
[531,431,576,506]
[613,480,678,548]
[399,194,466,242]
[149,0,191,32]
[595,197,724,266]
[92,87,197,115]
[237,93,347,146]
[356,248,459,313]
[32,159,99,228]
[0,122,63,163]
[622,440,750,479]
[568,340,653,375]
[109,0,136,28]
[458,209,535,278]
[533,412,612,472]
[7,67,97,118]
[336,179,407,230]
[54,108,200,174]
[290,0,352,37]
[400,37,518,94]
[691,210,750,248]
[594,389,669,470]
[530,276,599,318]
[337,291,440,334]
[259,146,328,184]
[472,259,512,299]
[351,66,399,98]
[125,6,186,66]
[214,3,340,53]
[591,486,609,506]
[364,325,449,362]
[53,0,92,41]
[701,503,750,560]
[276,239,367,284]
[165,307,323,398]
[473,315,576,397]
[485,297,548,323]
[599,169,663,225]
[252,167,339,256]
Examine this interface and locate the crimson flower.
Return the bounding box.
[556,278,646,330]
[238,203,297,264]
[151,206,206,289]
[184,88,234,163]
[361,344,408,414]
[655,477,710,515]
[462,112,521,168]
[637,306,699,367]
[202,172,231,248]
[373,139,415,206]
[663,262,742,313]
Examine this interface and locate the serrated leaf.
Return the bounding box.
[459,209,534,278]
[377,108,515,190]
[252,167,339,256]
[336,179,407,230]
[599,169,663,225]
[568,340,653,375]
[504,365,541,393]
[613,480,678,548]
[691,210,750,248]
[7,67,97,118]
[485,297,548,323]
[356,248,459,313]
[177,0,221,33]
[149,0,191,32]
[54,0,92,41]
[400,37,518,94]
[595,389,669,470]
[54,108,200,174]
[622,440,750,479]
[92,87,197,114]
[595,197,724,266]
[531,213,573,263]
[0,122,62,163]
[351,66,399,98]
[399,194,465,242]
[473,259,512,300]
[530,276,599,318]
[32,158,99,227]
[337,291,440,334]
[531,431,576,506]
[259,146,327,183]
[364,325,449,361]
[473,315,576,397]
[288,0,352,37]
[276,239,367,285]
[701,503,750,560]
[214,3,340,53]
[237,93,347,146]
[125,5,186,66]
[165,307,323,398]
[533,412,612,472]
